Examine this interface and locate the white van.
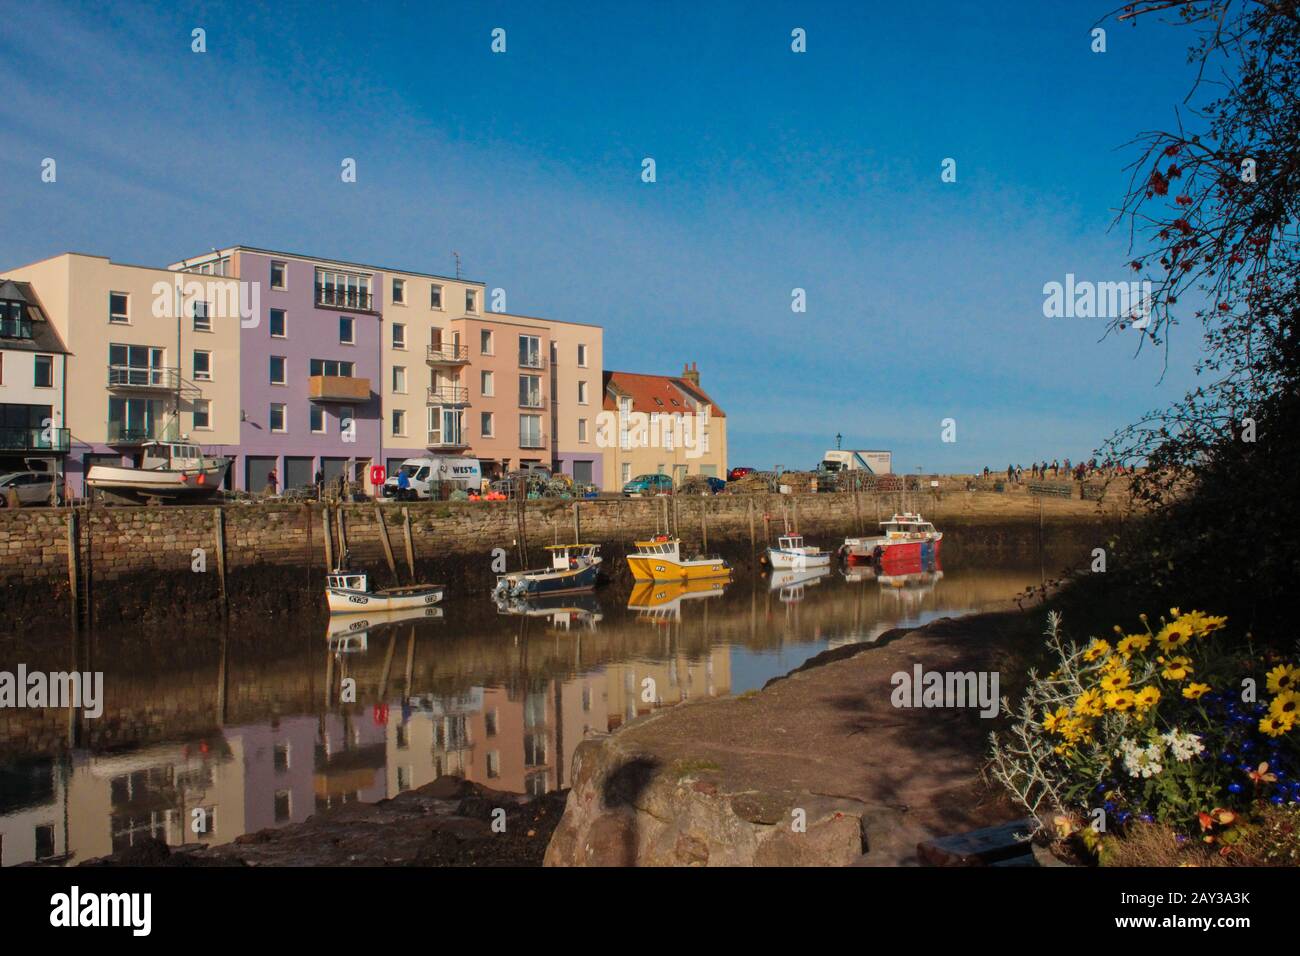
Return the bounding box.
[382,456,482,500]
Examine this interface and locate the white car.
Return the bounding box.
[0,472,61,506]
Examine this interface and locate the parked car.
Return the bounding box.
[0,471,61,506]
[727,466,755,482]
[681,474,727,495]
[622,473,675,497]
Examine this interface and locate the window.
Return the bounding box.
[270,308,286,337]
[109,344,166,385]
[270,356,286,385]
[465,289,477,313]
[192,300,211,332]
[270,403,286,432]
[428,406,463,446]
[578,380,589,404]
[392,323,406,349]
[480,370,494,397]
[193,399,211,430]
[622,463,632,484]
[392,278,405,304]
[578,418,588,442]
[33,355,53,388]
[109,292,129,324]
[480,329,493,354]
[193,350,212,381]
[270,261,287,289]
[392,408,406,436]
[430,284,443,309]
[481,411,494,437]
[392,366,406,393]
[339,316,355,345]
[519,374,542,408]
[310,359,354,377]
[518,334,542,369]
[577,343,589,367]
[0,299,31,338]
[315,269,371,309]
[310,405,325,433]
[520,414,543,448]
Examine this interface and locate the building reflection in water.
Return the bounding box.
[1,556,1056,866]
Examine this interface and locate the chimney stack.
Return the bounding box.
[682,361,700,387]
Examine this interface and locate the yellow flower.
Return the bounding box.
[1154,621,1192,651]
[1267,691,1300,721]
[1083,639,1110,663]
[1042,705,1069,733]
[1059,717,1093,744]
[1182,683,1211,700]
[1265,664,1299,695]
[1159,656,1193,681]
[1135,686,1161,711]
[1075,689,1104,718]
[1099,668,1131,693]
[1117,634,1151,658]
[1105,690,1137,712]
[1176,610,1227,637]
[1259,712,1296,738]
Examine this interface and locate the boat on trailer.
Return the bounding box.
[493,543,602,599]
[841,512,943,567]
[86,440,229,503]
[626,535,731,582]
[765,533,832,570]
[326,567,445,614]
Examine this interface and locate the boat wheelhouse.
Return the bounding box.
[625,535,731,582]
[493,543,602,599]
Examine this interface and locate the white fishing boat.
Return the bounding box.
[326,566,445,614]
[86,440,229,501]
[765,534,832,570]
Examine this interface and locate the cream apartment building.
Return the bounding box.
[5,253,242,493]
[602,364,728,489]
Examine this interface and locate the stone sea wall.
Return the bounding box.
[0,490,1127,627]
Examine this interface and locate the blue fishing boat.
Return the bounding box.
[493,543,603,598]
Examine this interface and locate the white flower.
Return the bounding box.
[1116,737,1164,778]
[1160,729,1204,762]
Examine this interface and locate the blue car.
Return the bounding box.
[622,473,674,496]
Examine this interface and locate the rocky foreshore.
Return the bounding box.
[545,609,1041,867]
[74,777,567,867]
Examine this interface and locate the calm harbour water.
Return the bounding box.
[0,558,1043,866]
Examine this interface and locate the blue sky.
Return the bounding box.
[0,1,1214,472]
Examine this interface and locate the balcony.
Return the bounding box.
[0,426,70,454]
[309,375,372,402]
[518,354,547,371]
[315,285,375,313]
[107,421,179,445]
[519,436,545,450]
[427,385,469,405]
[426,432,470,450]
[426,344,470,366]
[107,365,179,391]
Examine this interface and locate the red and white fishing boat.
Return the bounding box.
[841,513,943,569]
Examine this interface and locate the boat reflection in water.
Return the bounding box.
[626,577,730,623]
[494,592,604,630]
[326,606,444,654]
[767,565,831,603]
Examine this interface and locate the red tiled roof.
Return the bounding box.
[603,370,726,417]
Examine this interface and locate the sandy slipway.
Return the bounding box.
[545,610,1034,867]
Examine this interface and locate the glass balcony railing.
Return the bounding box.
[106,421,178,444]
[0,426,70,452]
[107,365,179,389]
[315,285,374,312]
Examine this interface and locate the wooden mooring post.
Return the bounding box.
[747,498,756,560]
[212,507,227,608]
[700,500,709,552]
[336,506,349,560]
[321,507,334,570]
[401,507,416,578]
[374,502,400,583]
[572,501,581,543]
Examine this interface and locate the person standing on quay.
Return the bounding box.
[266,468,278,496]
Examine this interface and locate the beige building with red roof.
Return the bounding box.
[600,363,727,489]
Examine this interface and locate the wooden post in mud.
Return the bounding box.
[337,506,349,560]
[763,510,771,544]
[374,503,399,583]
[321,507,334,570]
[747,498,756,560]
[66,510,79,630]
[401,508,416,578]
[212,507,227,607]
[573,501,581,543]
[700,500,708,552]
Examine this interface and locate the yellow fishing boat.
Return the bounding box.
[626,535,731,582]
